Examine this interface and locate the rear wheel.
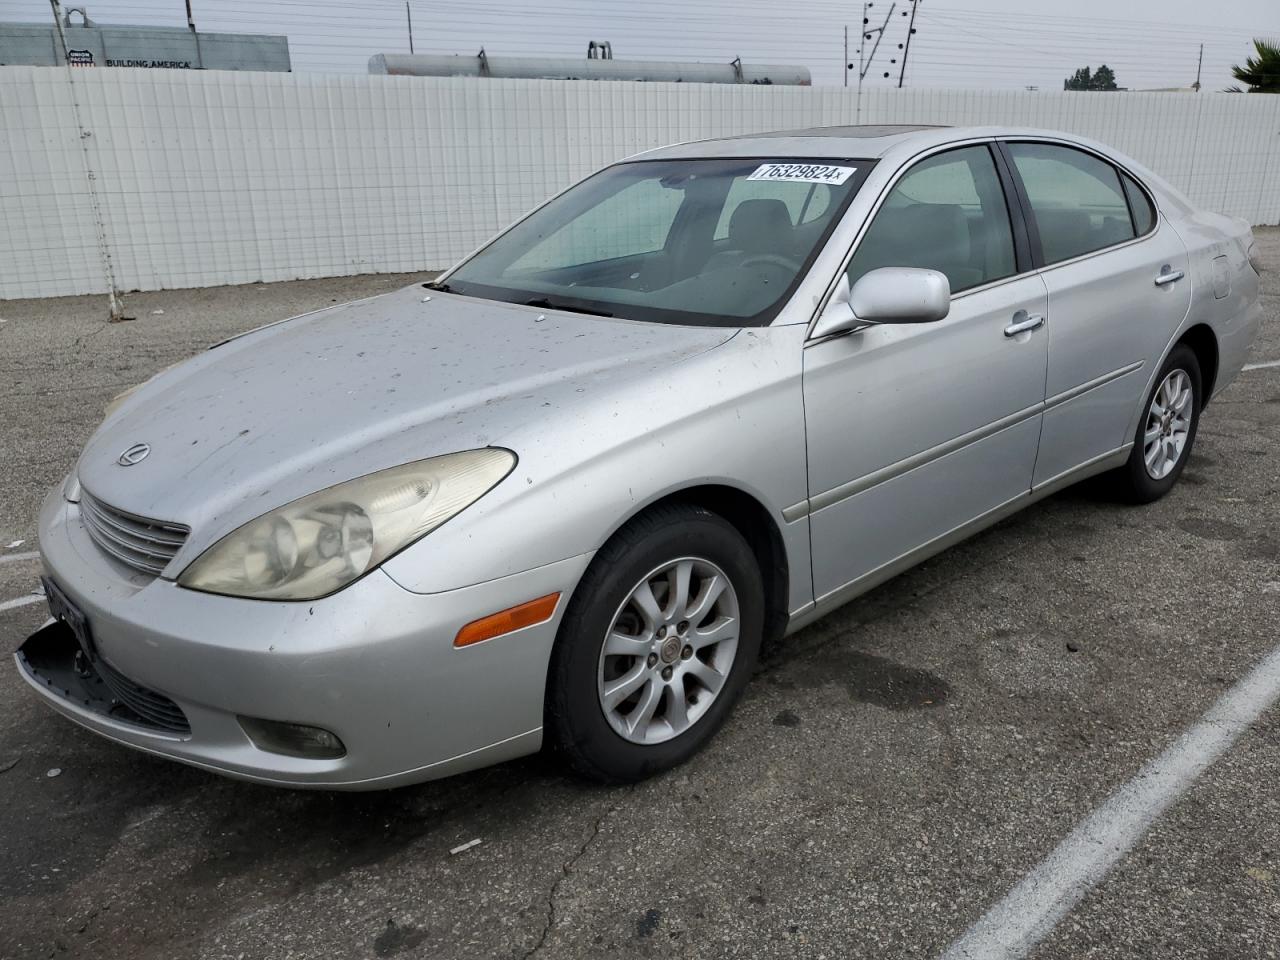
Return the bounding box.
[1109,344,1201,503]
[546,504,763,783]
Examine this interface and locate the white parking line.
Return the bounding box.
[939,640,1280,960]
[1242,358,1280,371]
[0,551,40,566]
[0,593,45,613]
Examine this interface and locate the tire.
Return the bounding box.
[1108,343,1202,504]
[546,503,764,783]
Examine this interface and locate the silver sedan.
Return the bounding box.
[18,125,1263,788]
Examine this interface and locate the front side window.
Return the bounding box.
[846,145,1016,295]
[446,158,873,327]
[1006,142,1136,264]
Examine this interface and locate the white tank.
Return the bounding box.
[369,53,810,85]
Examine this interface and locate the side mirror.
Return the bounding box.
[812,267,951,339]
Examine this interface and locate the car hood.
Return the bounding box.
[76,285,736,557]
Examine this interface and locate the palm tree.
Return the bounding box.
[1231,39,1280,92]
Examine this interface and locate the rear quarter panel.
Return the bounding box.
[1161,207,1261,401]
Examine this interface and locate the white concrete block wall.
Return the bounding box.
[1,67,1277,300]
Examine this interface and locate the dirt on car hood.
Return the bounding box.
[74,284,735,557]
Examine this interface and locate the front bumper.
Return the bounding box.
[17,488,592,790]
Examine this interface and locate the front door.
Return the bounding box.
[802,143,1049,603]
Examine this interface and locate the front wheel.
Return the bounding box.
[546,503,763,783]
[1109,344,1202,503]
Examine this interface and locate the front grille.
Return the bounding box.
[96,656,192,734]
[79,488,189,577]
[20,619,192,736]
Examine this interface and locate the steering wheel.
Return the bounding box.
[740,253,801,274]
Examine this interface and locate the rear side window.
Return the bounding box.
[1122,173,1156,235]
[846,144,1016,295]
[1006,142,1135,265]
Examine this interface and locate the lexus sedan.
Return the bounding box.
[19,125,1262,789]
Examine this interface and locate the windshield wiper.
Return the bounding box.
[524,297,613,318]
[422,280,452,292]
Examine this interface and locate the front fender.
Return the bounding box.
[381,326,810,597]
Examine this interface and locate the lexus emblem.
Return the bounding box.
[117,443,151,466]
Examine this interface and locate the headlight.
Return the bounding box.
[178,449,515,600]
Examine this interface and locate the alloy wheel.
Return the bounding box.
[1143,368,1194,480]
[597,557,740,745]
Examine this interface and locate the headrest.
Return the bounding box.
[727,199,793,254]
[1035,209,1093,261]
[899,204,970,262]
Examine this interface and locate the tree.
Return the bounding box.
[1063,64,1119,91]
[1231,39,1280,92]
[1091,64,1118,91]
[1064,66,1091,91]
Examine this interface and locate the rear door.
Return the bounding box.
[802,143,1049,603]
[1000,141,1193,486]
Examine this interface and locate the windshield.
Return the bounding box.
[444,157,874,326]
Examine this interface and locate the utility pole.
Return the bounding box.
[48,0,126,322]
[858,5,865,94]
[406,1,414,55]
[897,0,920,89]
[1193,43,1203,91]
[858,1,896,94]
[48,0,68,63]
[186,0,202,69]
[844,25,848,87]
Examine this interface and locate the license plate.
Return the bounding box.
[41,576,97,662]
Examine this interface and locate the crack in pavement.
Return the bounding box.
[523,798,624,960]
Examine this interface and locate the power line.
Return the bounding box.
[10,0,1273,90]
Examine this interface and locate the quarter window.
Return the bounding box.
[1121,172,1156,235]
[846,145,1016,295]
[1006,143,1136,264]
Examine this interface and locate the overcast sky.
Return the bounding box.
[5,0,1277,90]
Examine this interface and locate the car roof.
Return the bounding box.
[623,122,1196,223]
[628,124,1096,162]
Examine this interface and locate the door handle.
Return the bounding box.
[1004,313,1045,337]
[1154,269,1185,286]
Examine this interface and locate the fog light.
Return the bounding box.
[238,716,346,759]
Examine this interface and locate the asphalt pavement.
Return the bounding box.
[0,235,1277,960]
